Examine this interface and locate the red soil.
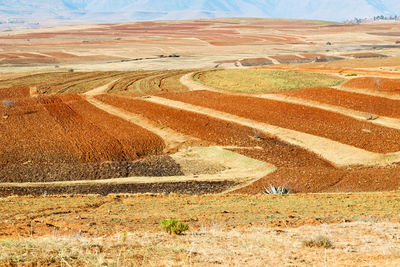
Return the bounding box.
[0,93,164,167]
[281,87,400,118]
[235,166,400,193]
[95,94,331,168]
[162,90,400,153]
[95,94,400,194]
[270,55,302,60]
[343,77,400,93]
[42,52,79,58]
[0,86,30,99]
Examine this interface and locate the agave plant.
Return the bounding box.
[261,184,290,195]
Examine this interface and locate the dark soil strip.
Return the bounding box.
[0,181,237,197]
[0,155,184,183]
[281,87,400,118]
[161,90,400,153]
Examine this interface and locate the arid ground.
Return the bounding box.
[1,18,400,266]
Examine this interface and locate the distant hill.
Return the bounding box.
[1,0,400,30]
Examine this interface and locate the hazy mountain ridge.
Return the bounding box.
[1,0,400,30]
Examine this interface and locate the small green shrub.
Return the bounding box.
[261,185,290,195]
[160,218,189,235]
[303,236,333,249]
[345,73,358,77]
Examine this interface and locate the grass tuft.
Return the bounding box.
[302,235,333,249]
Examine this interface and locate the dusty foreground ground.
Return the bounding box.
[1,193,400,266]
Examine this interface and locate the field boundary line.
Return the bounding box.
[86,96,201,152]
[181,73,400,130]
[256,94,400,130]
[144,96,400,167]
[334,86,400,100]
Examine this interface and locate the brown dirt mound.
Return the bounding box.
[162,91,400,153]
[281,87,400,118]
[343,77,400,93]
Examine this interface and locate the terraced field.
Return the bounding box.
[1,68,400,196]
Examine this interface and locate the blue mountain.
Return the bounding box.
[1,0,400,29]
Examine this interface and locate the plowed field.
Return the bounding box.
[94,94,331,168]
[0,88,165,183]
[0,85,30,99]
[343,77,400,93]
[281,87,400,118]
[161,90,400,153]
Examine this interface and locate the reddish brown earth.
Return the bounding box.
[235,166,400,194]
[161,90,400,153]
[94,94,400,193]
[0,85,30,99]
[95,94,331,168]
[0,87,165,183]
[343,77,400,93]
[281,87,400,118]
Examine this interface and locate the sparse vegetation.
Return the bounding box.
[160,218,189,235]
[302,235,333,249]
[345,73,358,77]
[194,69,344,93]
[261,185,290,195]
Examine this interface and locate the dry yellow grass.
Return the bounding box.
[194,69,344,93]
[1,222,399,266]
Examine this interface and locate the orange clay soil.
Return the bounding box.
[0,85,30,99]
[1,193,400,239]
[95,94,331,168]
[234,165,400,194]
[0,89,165,182]
[343,77,400,93]
[161,90,400,153]
[95,94,400,193]
[281,87,400,118]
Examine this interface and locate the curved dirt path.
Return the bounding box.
[144,96,400,168]
[84,80,118,96]
[87,97,200,153]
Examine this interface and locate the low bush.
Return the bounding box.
[302,236,333,249]
[160,218,189,235]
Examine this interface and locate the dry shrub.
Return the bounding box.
[302,235,333,249]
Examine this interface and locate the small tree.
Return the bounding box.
[2,100,16,118]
